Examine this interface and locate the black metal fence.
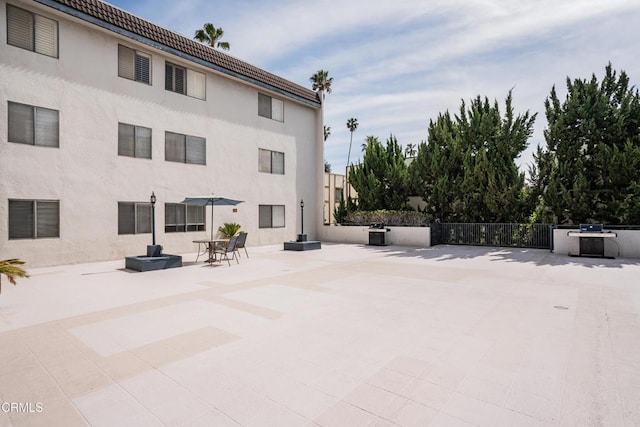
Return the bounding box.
[430,223,553,249]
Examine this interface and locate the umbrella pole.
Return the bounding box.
[210,204,214,241]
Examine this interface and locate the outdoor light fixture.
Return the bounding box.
[150,191,157,246]
[299,199,305,240]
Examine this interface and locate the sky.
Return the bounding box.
[108,0,640,175]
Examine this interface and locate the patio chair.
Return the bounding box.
[214,235,239,266]
[235,231,249,258]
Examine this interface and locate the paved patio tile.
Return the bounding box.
[1,244,639,425]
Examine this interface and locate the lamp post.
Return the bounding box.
[150,191,156,246]
[300,199,304,236]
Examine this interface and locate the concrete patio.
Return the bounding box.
[0,243,639,426]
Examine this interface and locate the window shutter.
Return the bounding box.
[7,5,34,51]
[186,136,206,165]
[165,63,174,90]
[34,15,58,57]
[135,53,151,84]
[165,204,177,226]
[118,45,135,80]
[259,205,272,228]
[36,201,59,238]
[258,149,271,172]
[271,98,284,122]
[8,102,34,145]
[176,204,186,231]
[272,151,285,174]
[118,202,135,234]
[34,107,59,147]
[258,94,271,118]
[9,200,34,239]
[186,69,205,99]
[272,205,285,227]
[118,123,135,157]
[174,67,185,94]
[135,126,152,159]
[165,132,185,163]
[136,204,152,234]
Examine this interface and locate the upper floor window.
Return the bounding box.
[165,203,205,232]
[259,205,285,228]
[118,123,151,159]
[258,149,285,174]
[6,4,58,58]
[118,202,151,235]
[8,199,59,239]
[258,93,284,122]
[165,62,205,100]
[118,45,151,84]
[165,131,206,165]
[8,101,59,147]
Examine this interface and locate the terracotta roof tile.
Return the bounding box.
[37,0,320,106]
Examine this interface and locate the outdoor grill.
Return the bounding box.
[368,223,390,246]
[567,223,617,258]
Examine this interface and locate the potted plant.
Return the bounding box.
[218,223,241,238]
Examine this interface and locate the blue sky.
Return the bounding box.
[108,0,640,175]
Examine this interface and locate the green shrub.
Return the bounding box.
[218,222,241,238]
[344,210,429,226]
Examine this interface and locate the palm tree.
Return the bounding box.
[346,117,358,198]
[194,23,230,50]
[324,125,331,142]
[0,258,28,295]
[405,143,417,158]
[310,70,333,100]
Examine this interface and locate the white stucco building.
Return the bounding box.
[0,0,323,267]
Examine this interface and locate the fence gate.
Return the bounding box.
[430,223,552,249]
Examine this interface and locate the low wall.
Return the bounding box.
[320,225,431,247]
[554,229,640,258]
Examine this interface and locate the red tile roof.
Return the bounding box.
[36,0,320,106]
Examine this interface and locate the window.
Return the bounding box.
[118,202,151,235]
[8,199,59,239]
[118,45,151,84]
[6,4,58,58]
[118,123,151,159]
[165,203,205,232]
[165,132,206,165]
[258,149,285,174]
[165,62,205,100]
[258,93,284,121]
[259,205,285,228]
[8,101,59,147]
[335,188,343,202]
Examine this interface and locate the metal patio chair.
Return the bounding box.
[214,235,239,266]
[234,231,249,258]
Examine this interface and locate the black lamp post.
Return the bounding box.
[150,191,156,246]
[300,199,304,235]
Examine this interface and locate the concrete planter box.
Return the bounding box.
[125,255,183,272]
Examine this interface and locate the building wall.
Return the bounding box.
[320,225,430,247]
[0,0,322,266]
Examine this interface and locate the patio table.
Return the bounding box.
[193,239,229,264]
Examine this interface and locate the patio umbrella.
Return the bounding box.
[181,196,244,240]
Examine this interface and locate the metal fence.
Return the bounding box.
[430,223,553,249]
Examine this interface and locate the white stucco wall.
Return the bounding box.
[0,0,322,267]
[320,225,431,247]
[553,229,640,259]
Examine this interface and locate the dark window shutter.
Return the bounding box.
[9,200,34,239]
[36,201,59,238]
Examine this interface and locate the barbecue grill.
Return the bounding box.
[567,224,617,258]
[368,223,390,246]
